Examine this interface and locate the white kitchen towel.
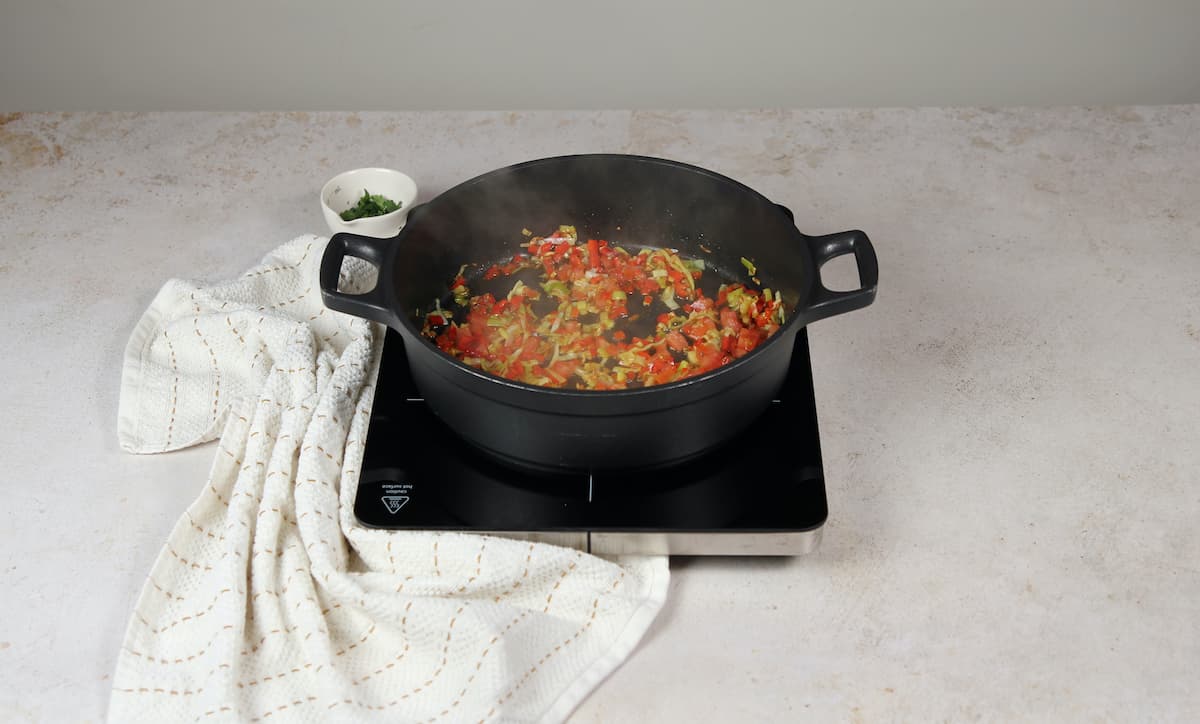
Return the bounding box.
[110,235,668,723]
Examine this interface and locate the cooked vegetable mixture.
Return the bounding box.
[421,225,785,389]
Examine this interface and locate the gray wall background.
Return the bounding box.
[2,0,1199,111]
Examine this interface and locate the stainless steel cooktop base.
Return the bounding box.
[478,528,823,556]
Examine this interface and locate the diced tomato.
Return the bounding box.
[645,348,676,376]
[576,336,598,357]
[681,317,716,341]
[550,359,580,379]
[719,307,742,331]
[733,327,760,358]
[521,347,542,363]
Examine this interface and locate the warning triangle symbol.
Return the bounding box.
[381,496,409,514]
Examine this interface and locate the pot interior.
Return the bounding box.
[391,155,813,336]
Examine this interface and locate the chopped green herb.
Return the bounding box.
[740,256,757,276]
[340,189,402,221]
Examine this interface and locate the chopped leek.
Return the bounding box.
[661,287,679,310]
[665,251,697,294]
[541,279,570,298]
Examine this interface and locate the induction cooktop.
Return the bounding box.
[354,328,828,555]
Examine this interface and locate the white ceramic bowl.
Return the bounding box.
[320,167,418,238]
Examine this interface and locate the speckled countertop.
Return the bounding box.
[1,109,1198,722]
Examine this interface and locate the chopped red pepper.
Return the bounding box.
[587,238,601,269]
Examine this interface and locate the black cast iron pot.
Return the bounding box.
[320,154,877,471]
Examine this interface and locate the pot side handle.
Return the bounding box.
[319,232,398,326]
[801,229,878,323]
